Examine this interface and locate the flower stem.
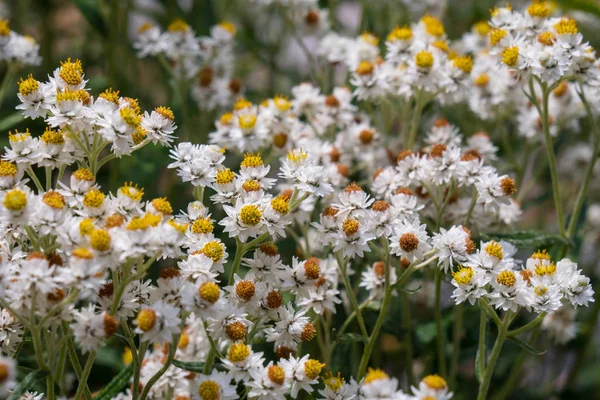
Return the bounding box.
[334,251,369,339]
[406,91,425,149]
[477,309,486,383]
[477,312,514,400]
[434,268,447,377]
[449,302,464,389]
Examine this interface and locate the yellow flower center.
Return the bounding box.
[304,258,321,280]
[452,55,473,73]
[534,285,548,296]
[489,28,507,46]
[41,127,65,145]
[137,22,154,34]
[415,50,434,68]
[500,177,517,195]
[474,21,491,36]
[8,129,30,143]
[136,309,157,332]
[241,153,263,168]
[387,25,412,41]
[452,266,474,285]
[432,40,449,53]
[225,321,247,341]
[151,198,173,215]
[342,218,360,236]
[119,182,144,201]
[215,168,235,184]
[323,372,344,391]
[99,88,120,104]
[56,89,81,102]
[3,189,27,211]
[202,241,225,262]
[242,179,261,192]
[155,106,175,121]
[18,74,39,96]
[474,73,490,87]
[301,322,316,342]
[270,196,289,215]
[234,98,252,111]
[120,107,141,128]
[274,96,291,111]
[268,365,286,385]
[72,247,94,259]
[168,220,188,234]
[497,270,517,287]
[423,374,447,389]
[198,281,220,303]
[0,160,18,177]
[198,380,220,400]
[534,261,556,276]
[355,60,374,76]
[531,249,550,260]
[554,18,578,35]
[287,148,308,162]
[421,14,445,37]
[304,360,325,380]
[360,32,379,46]
[485,241,503,259]
[240,204,262,226]
[364,368,389,384]
[527,0,549,17]
[191,218,214,234]
[218,21,236,35]
[90,229,111,251]
[79,218,95,236]
[83,189,105,208]
[59,58,84,86]
[220,112,234,125]
[0,19,10,36]
[43,191,66,209]
[236,280,256,301]
[168,18,189,32]
[260,242,278,256]
[227,343,250,362]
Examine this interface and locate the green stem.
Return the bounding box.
[228,238,246,285]
[507,312,545,337]
[334,251,369,339]
[406,91,425,149]
[62,324,92,400]
[25,166,44,193]
[434,269,447,377]
[140,332,182,400]
[477,309,486,383]
[74,352,96,400]
[357,241,392,379]
[449,302,464,389]
[464,191,478,227]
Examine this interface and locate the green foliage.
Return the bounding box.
[481,230,571,249]
[92,365,133,400]
[8,370,49,400]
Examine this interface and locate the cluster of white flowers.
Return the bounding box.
[0,18,40,66]
[134,18,243,110]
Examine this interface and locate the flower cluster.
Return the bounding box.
[0,18,40,66]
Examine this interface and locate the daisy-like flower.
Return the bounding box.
[331,217,375,259]
[134,300,181,344]
[410,374,453,400]
[225,274,267,313]
[220,199,267,242]
[488,269,527,312]
[358,368,406,400]
[247,362,291,400]
[319,372,359,400]
[475,171,516,212]
[389,219,432,262]
[71,304,119,353]
[222,342,265,382]
[279,149,333,197]
[432,225,470,272]
[194,370,238,400]
[0,356,16,398]
[280,355,325,398]
[16,74,54,119]
[450,265,490,305]
[360,261,398,300]
[141,106,177,145]
[278,257,321,298]
[265,304,315,349]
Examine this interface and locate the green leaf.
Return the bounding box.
[475,346,484,384]
[481,231,570,249]
[172,359,206,373]
[508,336,546,356]
[0,112,24,132]
[8,370,49,400]
[71,0,108,37]
[397,284,422,294]
[93,365,133,400]
[336,332,368,344]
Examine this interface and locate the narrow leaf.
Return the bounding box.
[481,231,569,249]
[0,112,24,131]
[71,0,108,37]
[93,365,133,400]
[8,370,48,400]
[172,359,206,373]
[475,346,484,383]
[508,336,546,355]
[336,332,368,344]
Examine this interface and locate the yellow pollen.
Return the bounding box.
[83,189,105,208]
[151,198,173,215]
[202,241,225,262]
[421,14,445,37]
[227,343,250,362]
[0,19,9,36]
[137,22,153,34]
[268,365,286,385]
[415,51,434,68]
[534,285,548,296]
[534,261,556,276]
[122,97,141,114]
[79,218,95,236]
[364,368,389,384]
[301,322,316,341]
[18,74,39,96]
[387,25,412,42]
[155,106,175,121]
[198,281,220,303]
[8,129,30,143]
[304,258,321,280]
[242,179,261,192]
[218,21,236,35]
[225,321,247,341]
[236,280,256,301]
[59,58,84,86]
[323,372,344,391]
[500,177,517,195]
[234,98,252,111]
[198,380,220,400]
[168,219,188,234]
[271,196,289,215]
[73,168,94,182]
[400,232,419,252]
[527,0,549,17]
[531,249,550,260]
[168,18,189,32]
[132,127,147,145]
[287,148,308,162]
[122,347,133,365]
[43,191,66,209]
[3,189,27,211]
[136,309,157,332]
[142,212,161,227]
[304,359,325,380]
[119,182,144,201]
[105,214,125,229]
[360,32,379,46]
[554,18,578,35]
[274,95,291,111]
[474,21,491,36]
[41,127,65,145]
[489,28,507,46]
[220,112,234,125]
[215,168,235,184]
[99,88,120,104]
[241,153,263,168]
[56,89,80,102]
[240,204,262,226]
[490,4,511,17]
[423,374,448,389]
[120,107,141,128]
[432,40,450,53]
[238,114,257,130]
[485,241,503,259]
[497,270,517,287]
[72,247,94,259]
[90,229,111,251]
[452,55,473,73]
[474,73,490,87]
[178,331,190,349]
[452,266,474,285]
[0,161,18,177]
[191,218,214,234]
[259,242,278,256]
[342,218,360,236]
[355,60,374,75]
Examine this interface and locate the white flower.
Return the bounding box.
[432,226,470,272]
[389,219,432,262]
[450,266,490,305]
[134,300,181,344]
[194,370,238,400]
